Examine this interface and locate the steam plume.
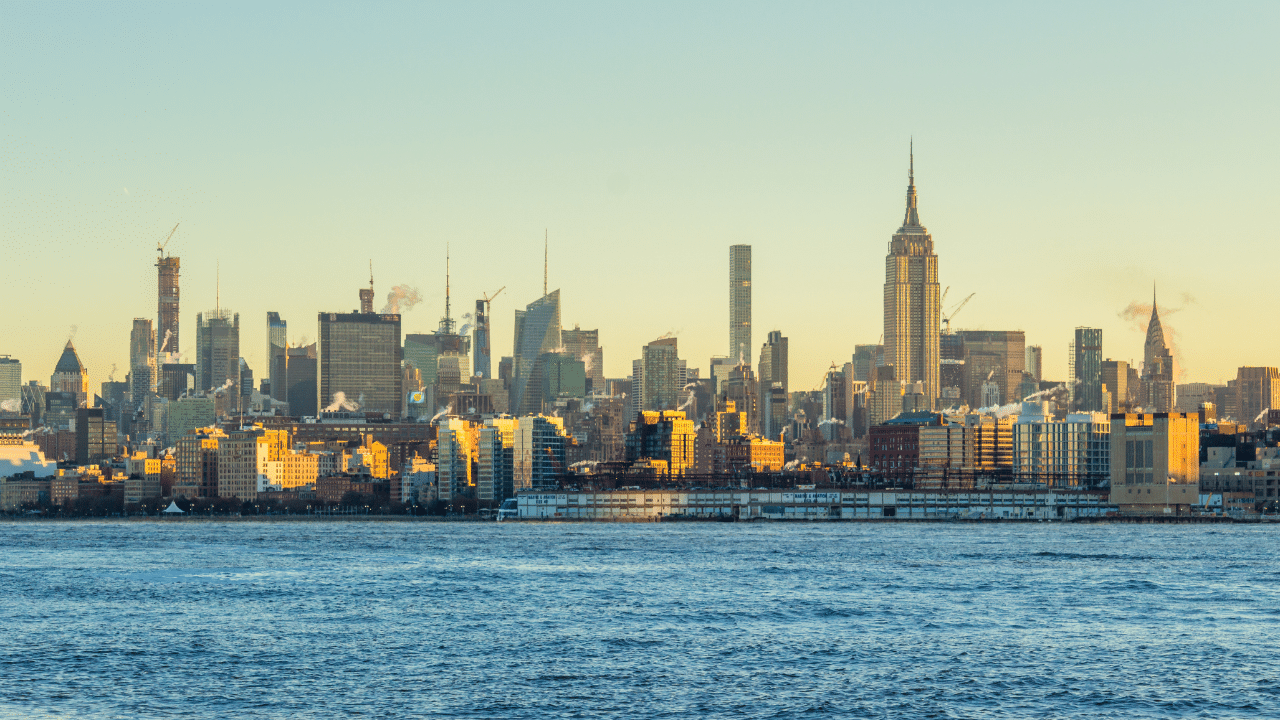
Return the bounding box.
[381,285,423,315]
[430,404,453,423]
[324,391,361,412]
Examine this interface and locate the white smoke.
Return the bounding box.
[0,399,20,412]
[1255,408,1272,424]
[324,391,361,412]
[160,329,173,353]
[458,323,473,336]
[381,285,423,315]
[581,354,594,374]
[973,402,1021,418]
[783,459,801,471]
[108,364,118,382]
[430,404,452,423]
[1021,384,1064,402]
[817,418,846,427]
[210,379,234,396]
[581,401,595,413]
[677,381,699,412]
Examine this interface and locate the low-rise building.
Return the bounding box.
[1109,412,1199,514]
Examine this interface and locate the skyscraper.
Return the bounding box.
[758,330,788,440]
[156,254,180,362]
[403,266,471,398]
[1025,346,1043,382]
[1073,327,1103,412]
[1235,367,1280,428]
[852,344,884,384]
[474,297,491,380]
[319,311,402,417]
[729,245,752,366]
[51,341,89,408]
[1142,291,1176,413]
[195,310,240,396]
[511,290,562,416]
[129,318,156,406]
[957,330,1026,408]
[630,337,683,419]
[267,312,288,402]
[0,356,21,412]
[1101,359,1129,414]
[286,344,318,417]
[562,325,605,393]
[883,147,941,404]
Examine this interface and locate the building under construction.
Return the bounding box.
[156,226,181,360]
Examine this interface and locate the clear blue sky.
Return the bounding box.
[3,1,1276,392]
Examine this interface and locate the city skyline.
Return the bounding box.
[4,3,1277,389]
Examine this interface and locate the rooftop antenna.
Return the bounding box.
[216,260,220,314]
[369,259,374,291]
[446,242,452,325]
[543,228,548,297]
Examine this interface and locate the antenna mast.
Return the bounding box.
[543,228,548,297]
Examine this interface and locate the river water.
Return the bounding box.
[2,521,1277,718]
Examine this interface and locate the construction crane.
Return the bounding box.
[156,223,179,258]
[942,292,975,334]
[939,285,950,310]
[483,286,505,306]
[813,361,841,391]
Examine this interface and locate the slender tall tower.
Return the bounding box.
[474,297,490,379]
[729,245,752,366]
[156,255,180,361]
[883,144,941,403]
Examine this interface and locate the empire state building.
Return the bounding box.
[883,147,941,403]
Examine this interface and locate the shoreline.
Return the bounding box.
[0,515,1256,524]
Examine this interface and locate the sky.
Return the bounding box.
[3,1,1277,395]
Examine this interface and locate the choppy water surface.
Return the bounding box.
[2,521,1279,719]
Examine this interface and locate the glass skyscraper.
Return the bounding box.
[1073,327,1103,412]
[318,312,402,416]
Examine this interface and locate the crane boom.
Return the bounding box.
[483,286,506,305]
[157,223,179,257]
[942,292,976,333]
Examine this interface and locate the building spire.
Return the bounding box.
[216,260,220,314]
[543,228,548,297]
[445,242,451,324]
[902,140,921,228]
